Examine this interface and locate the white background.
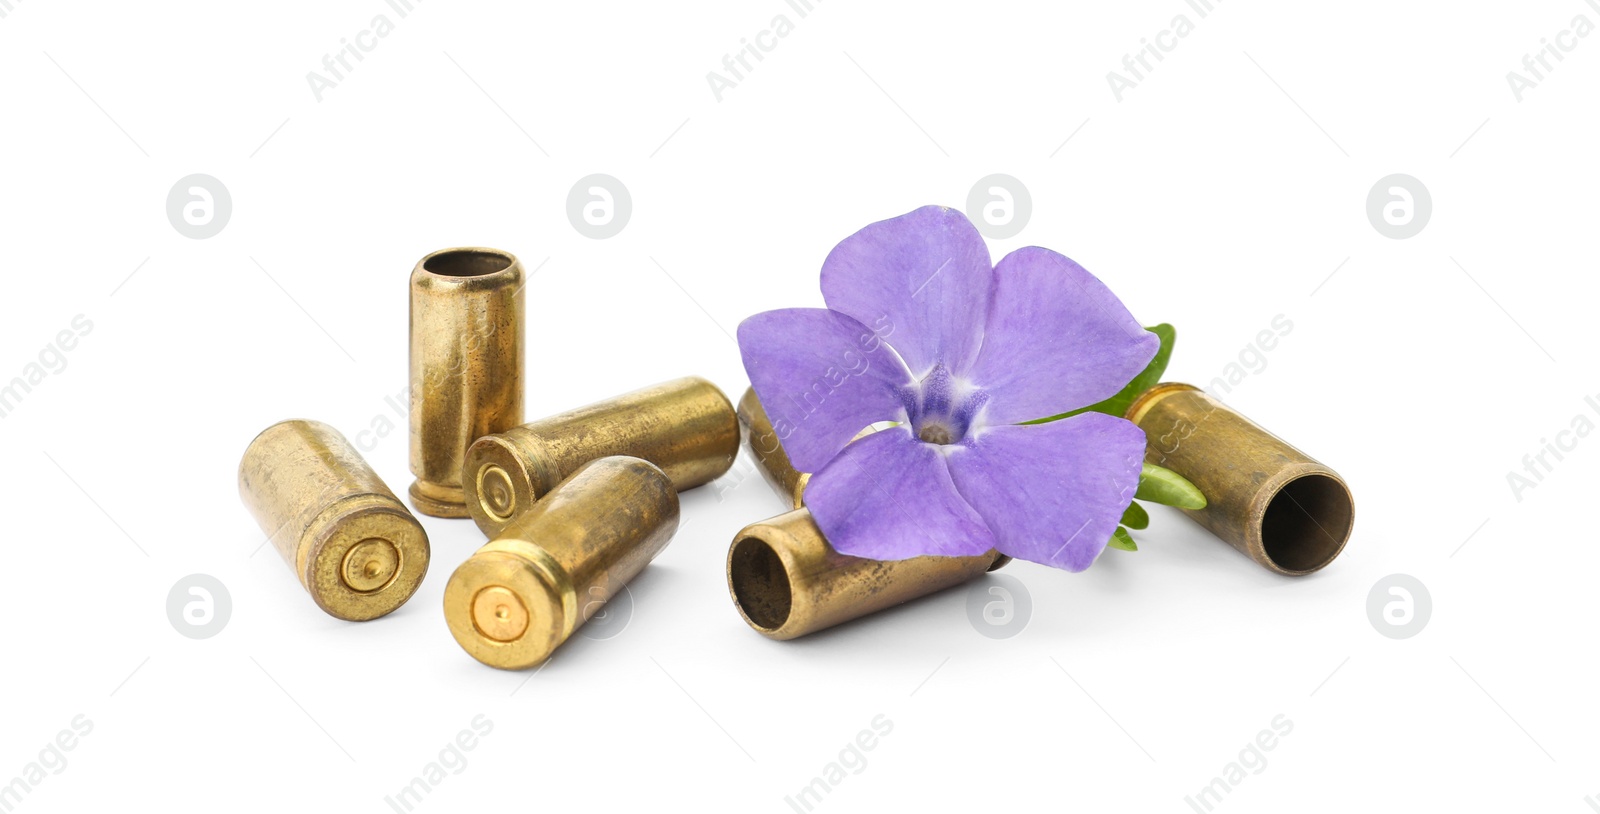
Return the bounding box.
[2,1,1596,811]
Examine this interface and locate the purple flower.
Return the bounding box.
[737,206,1158,571]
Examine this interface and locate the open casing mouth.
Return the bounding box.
[728,533,794,633]
[729,387,1011,638]
[1126,383,1355,576]
[420,248,516,278]
[408,247,525,518]
[1259,472,1355,573]
[726,509,1003,640]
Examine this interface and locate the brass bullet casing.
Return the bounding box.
[728,509,1005,640]
[444,456,679,669]
[238,420,430,621]
[463,376,738,536]
[1125,383,1355,576]
[736,386,807,510]
[409,247,525,518]
[731,385,1010,640]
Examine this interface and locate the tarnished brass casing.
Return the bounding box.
[728,509,1005,640]
[1126,383,1355,575]
[737,387,807,509]
[409,247,525,518]
[444,457,679,669]
[730,386,1009,639]
[239,420,430,621]
[463,376,738,536]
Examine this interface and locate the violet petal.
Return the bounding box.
[968,247,1157,425]
[819,205,994,378]
[806,426,998,560]
[737,307,914,473]
[945,413,1146,571]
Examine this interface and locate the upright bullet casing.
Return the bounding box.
[444,456,679,669]
[239,420,430,621]
[410,247,525,518]
[463,376,738,536]
[1126,383,1355,575]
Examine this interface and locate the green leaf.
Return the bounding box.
[1135,463,1206,509]
[1089,323,1175,418]
[1021,324,1176,424]
[1120,501,1150,530]
[1106,526,1138,551]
